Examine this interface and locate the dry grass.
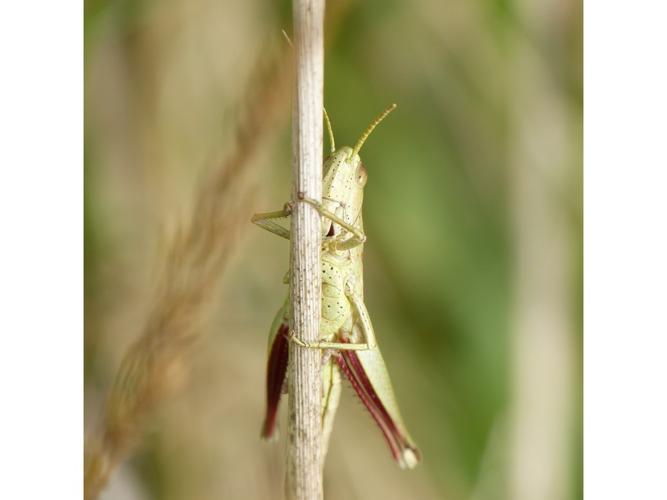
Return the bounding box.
[83,43,293,500]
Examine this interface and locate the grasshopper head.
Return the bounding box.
[320,104,396,238]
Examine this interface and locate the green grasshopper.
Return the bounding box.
[252,104,420,469]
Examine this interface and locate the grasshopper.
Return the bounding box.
[251,104,420,469]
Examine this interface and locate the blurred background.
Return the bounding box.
[84,0,581,499]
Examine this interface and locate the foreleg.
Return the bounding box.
[298,195,366,250]
[251,203,293,240]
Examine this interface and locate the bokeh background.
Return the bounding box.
[84,0,582,499]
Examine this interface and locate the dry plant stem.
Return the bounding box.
[84,46,292,500]
[286,1,325,499]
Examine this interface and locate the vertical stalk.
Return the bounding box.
[508,2,576,499]
[287,1,325,499]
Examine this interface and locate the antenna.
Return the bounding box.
[323,108,335,153]
[350,103,397,158]
[281,29,294,48]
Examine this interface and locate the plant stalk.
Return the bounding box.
[286,0,325,499]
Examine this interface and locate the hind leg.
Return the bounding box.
[260,301,290,440]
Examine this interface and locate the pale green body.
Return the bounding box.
[252,108,419,469]
[319,147,366,340]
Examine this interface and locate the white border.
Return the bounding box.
[0,0,82,498]
[585,1,667,499]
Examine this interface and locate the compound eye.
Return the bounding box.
[356,164,368,186]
